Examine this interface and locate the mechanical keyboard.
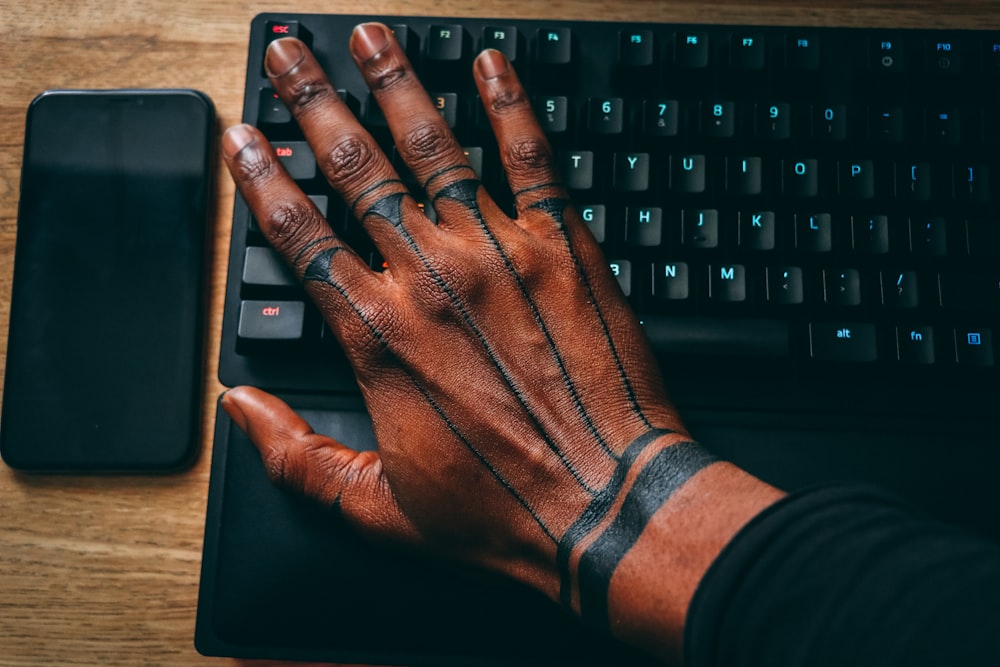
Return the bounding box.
[220,13,999,419]
[198,13,1000,664]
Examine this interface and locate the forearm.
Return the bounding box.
[685,486,1000,667]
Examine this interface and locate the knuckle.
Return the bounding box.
[284,77,336,113]
[233,148,279,187]
[489,86,529,115]
[367,60,409,93]
[400,120,455,162]
[504,137,554,177]
[263,444,296,487]
[321,135,381,189]
[262,200,318,255]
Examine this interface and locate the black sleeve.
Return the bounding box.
[684,486,1000,667]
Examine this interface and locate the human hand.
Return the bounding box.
[221,23,781,661]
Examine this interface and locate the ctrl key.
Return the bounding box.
[238,300,306,350]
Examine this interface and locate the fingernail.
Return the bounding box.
[222,124,257,160]
[266,37,306,78]
[220,390,249,432]
[352,23,390,61]
[476,49,509,80]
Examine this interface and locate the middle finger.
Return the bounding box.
[349,23,482,206]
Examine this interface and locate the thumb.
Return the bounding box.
[220,386,416,541]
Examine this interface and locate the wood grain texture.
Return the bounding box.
[1,1,998,665]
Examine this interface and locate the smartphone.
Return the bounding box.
[0,90,215,471]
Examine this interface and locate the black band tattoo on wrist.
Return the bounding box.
[575,440,717,629]
[556,428,676,608]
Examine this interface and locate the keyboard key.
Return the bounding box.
[927,108,961,144]
[682,209,719,248]
[823,269,862,306]
[809,322,877,362]
[589,98,624,135]
[613,153,650,191]
[670,155,706,193]
[709,264,747,302]
[881,270,919,308]
[609,260,631,296]
[534,96,569,133]
[536,28,573,65]
[909,217,948,256]
[965,219,1000,257]
[938,272,1000,310]
[852,215,890,254]
[242,247,297,288]
[579,205,606,243]
[559,151,593,190]
[795,213,833,252]
[701,101,736,138]
[813,104,847,141]
[654,262,690,300]
[897,326,935,364]
[429,92,459,127]
[954,328,994,367]
[619,30,654,67]
[483,26,520,61]
[739,211,775,250]
[258,89,291,124]
[238,300,306,342]
[730,33,765,70]
[984,38,1000,73]
[869,106,905,143]
[625,207,662,246]
[786,35,821,70]
[927,38,962,74]
[870,38,904,72]
[839,160,876,199]
[758,103,792,140]
[389,25,413,55]
[641,317,791,358]
[955,164,990,203]
[263,20,312,74]
[675,32,709,68]
[426,25,465,62]
[727,157,763,195]
[644,99,680,137]
[273,141,316,180]
[782,159,819,197]
[767,266,804,304]
[896,162,932,201]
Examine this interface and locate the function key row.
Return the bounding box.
[263,19,1000,75]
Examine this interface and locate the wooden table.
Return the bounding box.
[1,1,998,664]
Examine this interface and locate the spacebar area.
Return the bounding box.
[641,317,791,359]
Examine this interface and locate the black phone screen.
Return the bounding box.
[1,90,214,471]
